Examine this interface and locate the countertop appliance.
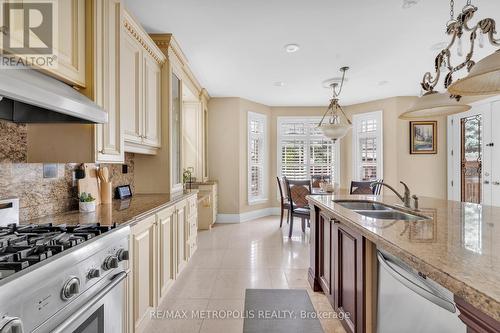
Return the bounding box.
[0,222,130,332]
[377,249,466,333]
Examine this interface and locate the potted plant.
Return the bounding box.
[79,192,96,213]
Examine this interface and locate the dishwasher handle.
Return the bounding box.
[377,251,456,313]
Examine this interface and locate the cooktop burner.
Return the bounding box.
[0,223,117,279]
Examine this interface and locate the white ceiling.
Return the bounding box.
[125,0,500,106]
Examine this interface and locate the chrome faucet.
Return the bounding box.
[371,181,412,209]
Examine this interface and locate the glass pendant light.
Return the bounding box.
[318,67,352,142]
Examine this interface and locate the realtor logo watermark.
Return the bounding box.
[0,0,58,68]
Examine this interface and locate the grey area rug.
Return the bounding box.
[243,289,324,333]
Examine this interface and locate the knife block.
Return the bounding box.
[100,182,113,204]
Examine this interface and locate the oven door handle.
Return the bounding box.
[51,271,127,333]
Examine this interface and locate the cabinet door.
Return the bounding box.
[175,201,187,275]
[94,0,124,163]
[51,0,86,86]
[157,206,175,300]
[319,212,332,300]
[333,221,365,333]
[131,215,157,333]
[142,55,161,148]
[121,31,143,145]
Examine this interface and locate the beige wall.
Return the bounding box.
[208,96,449,216]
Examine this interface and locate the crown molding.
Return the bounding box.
[123,10,166,65]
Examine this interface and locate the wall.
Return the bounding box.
[208,96,449,218]
[0,120,135,221]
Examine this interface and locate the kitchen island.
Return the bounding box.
[307,194,500,333]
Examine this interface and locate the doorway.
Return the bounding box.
[448,98,500,206]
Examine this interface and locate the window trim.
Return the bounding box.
[351,110,383,181]
[247,111,268,205]
[276,116,341,184]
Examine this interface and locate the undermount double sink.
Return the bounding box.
[333,200,430,221]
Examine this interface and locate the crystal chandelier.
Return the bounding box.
[318,67,352,142]
[402,0,500,119]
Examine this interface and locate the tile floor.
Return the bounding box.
[145,215,346,333]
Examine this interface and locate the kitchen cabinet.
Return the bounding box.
[129,194,198,333]
[313,207,366,333]
[157,205,175,300]
[44,0,86,87]
[183,101,203,180]
[130,214,157,333]
[196,183,218,229]
[175,200,188,274]
[121,10,165,155]
[92,0,124,163]
[332,219,365,333]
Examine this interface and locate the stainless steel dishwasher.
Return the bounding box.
[376,250,466,333]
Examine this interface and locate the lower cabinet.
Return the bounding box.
[129,195,198,333]
[317,210,366,333]
[130,214,157,333]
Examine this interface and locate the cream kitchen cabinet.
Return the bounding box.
[121,10,165,155]
[93,0,124,163]
[157,205,175,300]
[46,0,86,87]
[130,214,157,333]
[129,194,198,333]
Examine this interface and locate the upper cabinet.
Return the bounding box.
[121,11,165,155]
[47,0,86,87]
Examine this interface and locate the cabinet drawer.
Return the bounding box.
[188,196,198,217]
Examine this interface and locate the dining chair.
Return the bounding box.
[285,179,312,238]
[276,177,291,228]
[372,179,384,195]
[350,179,384,195]
[311,175,331,188]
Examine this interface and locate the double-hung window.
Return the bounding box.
[248,112,268,204]
[277,117,340,182]
[352,111,383,181]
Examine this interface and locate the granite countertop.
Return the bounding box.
[25,192,198,228]
[308,194,500,321]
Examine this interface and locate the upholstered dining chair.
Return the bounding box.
[276,177,291,228]
[350,179,384,195]
[311,175,331,188]
[285,179,312,238]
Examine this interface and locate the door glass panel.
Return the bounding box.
[172,74,182,186]
[461,115,482,204]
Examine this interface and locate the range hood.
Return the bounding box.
[0,63,107,124]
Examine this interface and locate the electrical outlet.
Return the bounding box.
[43,164,58,178]
[122,164,128,174]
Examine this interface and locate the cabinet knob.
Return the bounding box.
[493,181,500,186]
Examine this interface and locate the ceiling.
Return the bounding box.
[125,0,500,106]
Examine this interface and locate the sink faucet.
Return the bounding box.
[371,181,412,209]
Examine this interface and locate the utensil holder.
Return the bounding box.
[101,182,113,204]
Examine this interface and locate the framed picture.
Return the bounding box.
[410,121,437,154]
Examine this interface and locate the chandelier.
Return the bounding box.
[402,0,500,119]
[318,67,352,142]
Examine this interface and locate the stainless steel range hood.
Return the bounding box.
[0,63,107,124]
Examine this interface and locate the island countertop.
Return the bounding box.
[307,194,500,322]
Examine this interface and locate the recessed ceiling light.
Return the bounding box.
[402,0,419,9]
[430,41,448,51]
[284,44,300,53]
[322,77,348,88]
[274,81,285,87]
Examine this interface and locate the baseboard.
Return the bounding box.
[216,207,280,223]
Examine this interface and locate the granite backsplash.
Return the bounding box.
[0,120,135,221]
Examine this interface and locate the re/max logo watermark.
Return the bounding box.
[0,0,58,68]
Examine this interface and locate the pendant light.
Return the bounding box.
[402,1,499,119]
[400,91,471,120]
[318,67,352,142]
[448,50,500,96]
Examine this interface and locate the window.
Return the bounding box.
[277,117,340,182]
[248,112,268,204]
[352,111,383,181]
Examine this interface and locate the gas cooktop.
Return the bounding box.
[0,223,117,280]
